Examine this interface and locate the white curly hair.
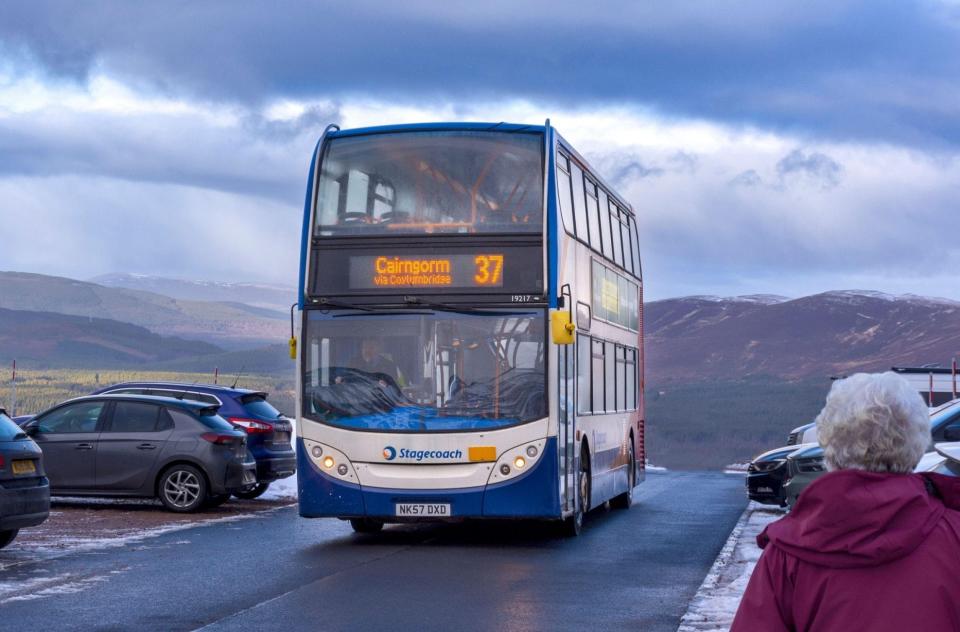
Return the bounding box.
[816,372,930,473]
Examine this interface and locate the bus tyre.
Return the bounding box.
[610,441,635,510]
[350,518,384,534]
[565,447,591,537]
[0,529,18,550]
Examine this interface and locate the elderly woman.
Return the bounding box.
[731,372,960,631]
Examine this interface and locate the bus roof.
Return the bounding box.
[328,121,546,139]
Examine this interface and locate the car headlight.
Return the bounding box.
[797,457,825,473]
[750,459,785,473]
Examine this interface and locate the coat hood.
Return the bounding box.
[758,470,960,568]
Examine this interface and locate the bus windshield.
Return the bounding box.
[314,130,543,236]
[302,308,546,432]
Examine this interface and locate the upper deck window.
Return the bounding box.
[314,131,543,236]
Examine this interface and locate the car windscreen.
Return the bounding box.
[239,394,283,420]
[0,412,25,440]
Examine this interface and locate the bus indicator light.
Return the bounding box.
[468,446,497,462]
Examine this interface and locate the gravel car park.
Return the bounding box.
[22,395,256,512]
[0,408,49,549]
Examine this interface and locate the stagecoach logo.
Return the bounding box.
[382,446,464,462]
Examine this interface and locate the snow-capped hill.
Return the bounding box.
[646,290,960,380]
[90,273,295,312]
[815,290,959,306]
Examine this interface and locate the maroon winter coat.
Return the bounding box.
[731,469,960,631]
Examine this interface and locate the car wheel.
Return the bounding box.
[159,465,208,513]
[564,445,591,537]
[232,482,270,500]
[610,440,635,510]
[205,493,231,508]
[0,529,18,550]
[350,518,384,534]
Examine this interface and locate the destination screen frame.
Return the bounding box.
[310,243,543,297]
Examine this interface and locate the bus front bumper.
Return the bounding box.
[296,438,560,520]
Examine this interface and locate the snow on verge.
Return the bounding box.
[677,502,784,632]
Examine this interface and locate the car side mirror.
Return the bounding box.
[24,424,38,437]
[944,426,960,441]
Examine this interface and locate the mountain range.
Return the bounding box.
[0,272,287,349]
[645,290,960,382]
[91,273,295,313]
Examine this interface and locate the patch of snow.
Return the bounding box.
[261,475,297,500]
[0,568,127,604]
[678,503,784,632]
[644,460,668,473]
[731,294,789,305]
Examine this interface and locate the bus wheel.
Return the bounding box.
[610,440,635,510]
[350,518,384,534]
[565,447,591,536]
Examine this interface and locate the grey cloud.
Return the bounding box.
[1,1,960,148]
[776,149,843,188]
[0,105,340,201]
[729,169,762,187]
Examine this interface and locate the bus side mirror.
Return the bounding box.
[551,310,575,345]
[289,336,297,360]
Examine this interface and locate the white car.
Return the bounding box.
[916,443,960,476]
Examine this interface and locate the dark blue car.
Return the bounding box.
[90,382,296,499]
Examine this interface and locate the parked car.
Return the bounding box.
[780,399,960,507]
[782,444,827,506]
[916,443,960,476]
[21,395,256,512]
[786,422,816,446]
[784,398,960,448]
[0,408,50,549]
[746,445,802,507]
[90,382,295,499]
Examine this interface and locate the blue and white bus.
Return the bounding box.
[294,122,644,535]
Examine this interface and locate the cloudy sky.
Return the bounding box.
[1,1,958,300]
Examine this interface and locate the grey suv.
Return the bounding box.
[22,395,256,512]
[0,408,49,548]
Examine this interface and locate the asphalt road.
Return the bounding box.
[1,471,746,631]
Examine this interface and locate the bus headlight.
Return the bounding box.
[487,439,546,485]
[304,439,358,484]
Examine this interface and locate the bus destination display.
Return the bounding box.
[349,254,504,289]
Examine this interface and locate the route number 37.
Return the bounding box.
[473,255,504,286]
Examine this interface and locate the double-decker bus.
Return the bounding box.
[294,121,644,535]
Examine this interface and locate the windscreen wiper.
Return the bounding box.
[314,297,375,312]
[402,296,508,316]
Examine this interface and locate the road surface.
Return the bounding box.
[0,471,745,631]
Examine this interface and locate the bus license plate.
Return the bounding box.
[395,503,451,517]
